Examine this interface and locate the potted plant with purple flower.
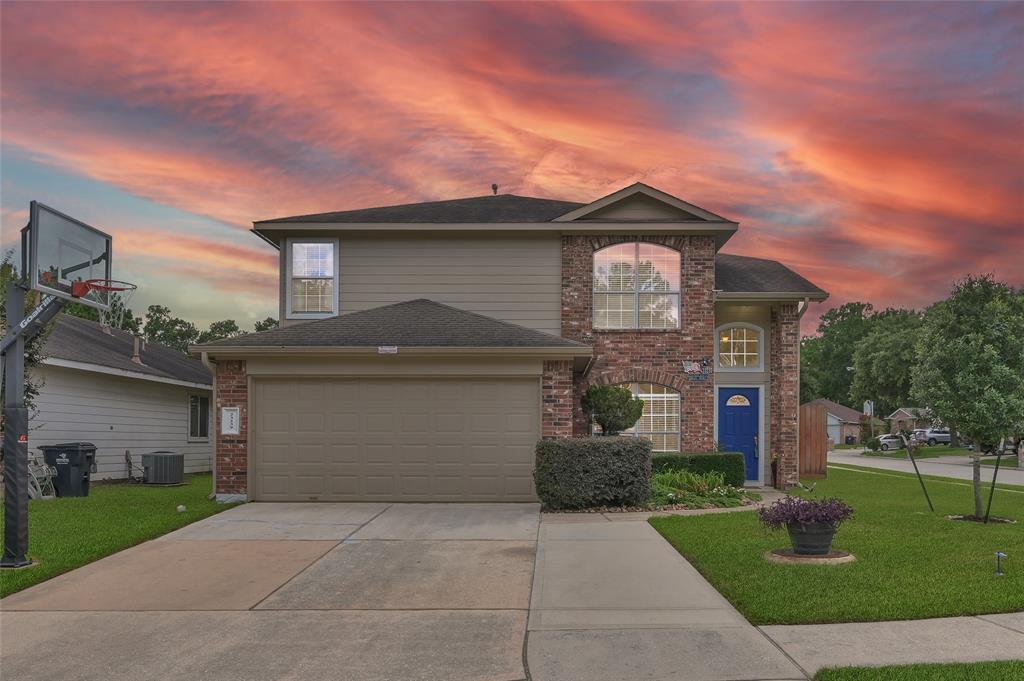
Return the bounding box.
[758,496,854,555]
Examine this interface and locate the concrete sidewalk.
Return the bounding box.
[761,613,1024,674]
[526,518,805,681]
[829,451,1024,486]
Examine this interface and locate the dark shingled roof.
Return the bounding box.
[196,299,588,349]
[715,254,827,297]
[804,398,864,424]
[45,315,211,386]
[255,194,586,224]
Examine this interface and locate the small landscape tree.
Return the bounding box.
[912,275,1024,517]
[581,384,644,436]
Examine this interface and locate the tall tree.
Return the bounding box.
[0,255,49,415]
[142,304,199,353]
[913,275,1024,516]
[254,317,278,332]
[850,309,923,417]
[800,335,823,404]
[196,319,242,344]
[814,302,875,407]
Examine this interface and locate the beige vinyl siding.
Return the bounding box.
[281,234,562,335]
[29,365,213,479]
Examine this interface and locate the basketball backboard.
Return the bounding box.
[21,201,113,310]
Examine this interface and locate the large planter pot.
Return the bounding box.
[786,521,837,556]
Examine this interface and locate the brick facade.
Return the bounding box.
[541,360,574,438]
[215,359,248,498]
[769,303,800,487]
[561,234,716,451]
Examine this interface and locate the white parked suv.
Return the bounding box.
[922,428,951,446]
[877,434,905,451]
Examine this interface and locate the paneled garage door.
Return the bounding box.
[252,377,540,501]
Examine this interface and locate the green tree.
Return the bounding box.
[850,310,923,417]
[254,317,278,332]
[0,255,50,415]
[196,319,242,344]
[800,335,823,404]
[912,275,1024,516]
[581,384,644,436]
[142,305,198,353]
[814,302,874,407]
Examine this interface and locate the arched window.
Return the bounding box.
[716,323,764,370]
[593,382,681,452]
[593,243,680,330]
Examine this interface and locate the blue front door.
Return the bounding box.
[718,388,760,483]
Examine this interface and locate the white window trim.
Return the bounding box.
[592,242,681,331]
[715,322,764,372]
[187,392,211,442]
[285,237,340,319]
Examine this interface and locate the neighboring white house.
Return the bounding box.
[30,315,213,479]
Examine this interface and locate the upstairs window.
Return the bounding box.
[287,239,338,318]
[717,323,763,370]
[593,243,680,330]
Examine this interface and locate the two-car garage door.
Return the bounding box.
[251,377,540,502]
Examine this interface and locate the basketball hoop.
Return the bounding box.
[71,278,138,331]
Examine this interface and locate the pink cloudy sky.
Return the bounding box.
[2,2,1021,332]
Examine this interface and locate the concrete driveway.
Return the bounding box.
[1,502,539,681]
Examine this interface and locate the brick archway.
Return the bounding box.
[589,368,686,392]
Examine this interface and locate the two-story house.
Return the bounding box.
[193,183,827,502]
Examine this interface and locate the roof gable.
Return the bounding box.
[805,398,863,423]
[552,183,730,223]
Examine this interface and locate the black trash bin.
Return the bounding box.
[38,442,97,497]
[845,435,857,445]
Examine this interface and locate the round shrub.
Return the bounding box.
[534,436,652,509]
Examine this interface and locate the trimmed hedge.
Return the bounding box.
[651,452,746,487]
[534,437,652,509]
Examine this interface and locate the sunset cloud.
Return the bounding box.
[2,1,1021,331]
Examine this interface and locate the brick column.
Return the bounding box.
[770,303,800,487]
[215,359,249,501]
[542,360,574,438]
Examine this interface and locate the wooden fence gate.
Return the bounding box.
[799,402,828,478]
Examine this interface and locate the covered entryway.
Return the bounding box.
[252,376,540,502]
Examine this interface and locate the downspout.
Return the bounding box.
[200,351,217,500]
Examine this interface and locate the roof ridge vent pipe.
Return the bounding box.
[131,335,145,365]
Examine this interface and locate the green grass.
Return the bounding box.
[834,443,864,450]
[0,474,233,597]
[649,465,1023,625]
[981,455,1018,468]
[860,446,973,460]
[815,660,1024,680]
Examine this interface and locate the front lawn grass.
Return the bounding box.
[815,660,1024,680]
[982,455,1018,467]
[649,465,1023,625]
[0,473,232,597]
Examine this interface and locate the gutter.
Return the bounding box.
[199,350,217,502]
[188,345,593,359]
[718,291,829,303]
